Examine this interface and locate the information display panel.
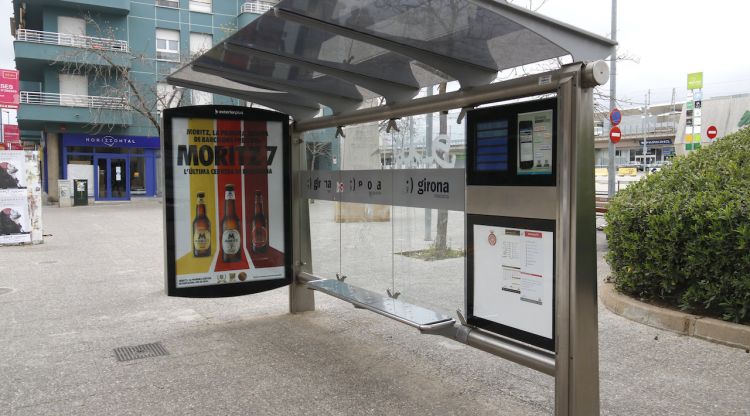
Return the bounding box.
[466,98,557,187]
[163,106,292,298]
[466,215,555,352]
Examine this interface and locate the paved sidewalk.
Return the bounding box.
[0,200,748,415]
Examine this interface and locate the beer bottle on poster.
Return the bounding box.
[221,184,242,262]
[192,192,211,257]
[252,190,268,253]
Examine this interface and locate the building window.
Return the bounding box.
[156,0,179,8]
[156,29,180,61]
[189,32,212,57]
[191,89,212,106]
[594,121,603,136]
[189,0,211,13]
[157,83,183,111]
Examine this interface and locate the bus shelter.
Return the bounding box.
[162,1,615,414]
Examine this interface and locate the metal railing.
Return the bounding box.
[20,91,128,109]
[16,29,129,53]
[240,1,277,14]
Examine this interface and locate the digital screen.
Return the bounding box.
[517,110,554,176]
[466,97,557,187]
[474,120,509,172]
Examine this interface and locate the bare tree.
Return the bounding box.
[306,141,333,170]
[55,14,194,136]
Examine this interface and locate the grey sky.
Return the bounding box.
[0,1,747,109]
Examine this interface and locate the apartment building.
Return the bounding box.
[12,0,277,201]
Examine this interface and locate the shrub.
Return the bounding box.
[605,128,750,323]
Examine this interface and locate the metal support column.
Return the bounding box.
[555,73,600,416]
[290,131,316,313]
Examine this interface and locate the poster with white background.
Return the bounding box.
[473,224,553,338]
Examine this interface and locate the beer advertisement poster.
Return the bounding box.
[163,106,291,298]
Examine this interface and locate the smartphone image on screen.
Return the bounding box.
[519,120,534,170]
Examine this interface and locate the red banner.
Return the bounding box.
[0,70,19,110]
[3,124,19,144]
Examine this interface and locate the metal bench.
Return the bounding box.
[305,278,455,333]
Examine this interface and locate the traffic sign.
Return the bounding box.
[609,126,621,144]
[609,108,622,125]
[707,125,718,140]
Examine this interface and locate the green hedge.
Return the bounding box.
[604,128,750,323]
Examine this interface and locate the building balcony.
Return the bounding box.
[56,0,130,14]
[239,1,278,27]
[17,29,129,52]
[18,91,131,130]
[15,29,131,70]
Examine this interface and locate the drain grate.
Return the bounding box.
[0,288,12,296]
[114,342,169,362]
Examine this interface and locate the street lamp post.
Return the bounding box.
[642,90,650,173]
[607,0,617,196]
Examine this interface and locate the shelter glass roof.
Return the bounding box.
[168,0,615,121]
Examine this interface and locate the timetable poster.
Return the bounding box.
[164,106,291,297]
[472,223,554,340]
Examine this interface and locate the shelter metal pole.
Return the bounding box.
[555,73,600,416]
[290,131,315,313]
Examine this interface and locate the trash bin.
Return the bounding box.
[73,179,88,206]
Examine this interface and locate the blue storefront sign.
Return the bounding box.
[58,133,161,201]
[62,133,160,149]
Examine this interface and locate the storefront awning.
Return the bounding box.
[168,0,616,122]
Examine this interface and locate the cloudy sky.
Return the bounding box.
[0,0,747,109]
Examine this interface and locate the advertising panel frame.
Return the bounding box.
[466,214,556,352]
[162,105,292,298]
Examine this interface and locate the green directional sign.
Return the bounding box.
[687,72,703,90]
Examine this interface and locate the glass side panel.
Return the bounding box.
[305,101,467,318]
[389,109,465,318]
[304,127,341,279]
[338,121,393,295]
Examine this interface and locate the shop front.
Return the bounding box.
[60,133,160,201]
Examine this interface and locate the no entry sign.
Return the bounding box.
[706,125,718,140]
[609,126,621,144]
[609,108,622,126]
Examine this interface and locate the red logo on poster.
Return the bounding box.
[488,231,496,246]
[0,69,19,109]
[706,126,718,140]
